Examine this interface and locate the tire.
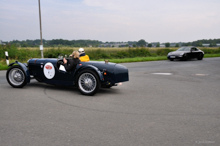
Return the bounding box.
[197,53,203,60]
[77,70,100,95]
[6,65,27,88]
[183,54,188,61]
[169,58,174,61]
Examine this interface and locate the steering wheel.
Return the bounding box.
[57,60,64,65]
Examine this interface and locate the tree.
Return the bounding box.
[175,44,179,47]
[165,42,170,47]
[209,42,216,47]
[137,39,147,47]
[182,42,191,46]
[156,43,160,47]
[197,42,203,47]
[22,43,28,47]
[147,44,152,47]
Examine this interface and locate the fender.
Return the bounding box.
[76,65,104,81]
[8,61,30,83]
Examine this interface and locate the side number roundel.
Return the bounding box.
[43,62,55,79]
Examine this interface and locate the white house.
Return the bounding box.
[160,44,166,48]
[202,44,210,47]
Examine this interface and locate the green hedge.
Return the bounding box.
[87,48,152,59]
[200,48,220,54]
[1,45,220,62]
[0,44,40,61]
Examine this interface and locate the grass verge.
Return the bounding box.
[0,64,8,70]
[204,54,220,58]
[96,56,167,63]
[0,59,17,71]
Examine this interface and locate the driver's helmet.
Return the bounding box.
[78,48,85,54]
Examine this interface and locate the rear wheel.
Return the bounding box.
[6,65,27,88]
[77,70,100,95]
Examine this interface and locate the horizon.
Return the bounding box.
[1,38,220,44]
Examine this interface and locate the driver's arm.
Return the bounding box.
[63,59,74,72]
[63,58,67,64]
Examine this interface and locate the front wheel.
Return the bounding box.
[183,54,189,61]
[197,53,204,60]
[77,70,100,95]
[6,65,27,88]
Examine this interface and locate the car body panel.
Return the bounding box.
[27,58,129,86]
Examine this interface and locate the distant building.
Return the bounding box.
[202,44,210,47]
[160,44,165,47]
[0,40,6,45]
[216,44,220,47]
[170,43,177,47]
[99,43,110,47]
[151,42,160,47]
[118,42,128,47]
[99,42,128,48]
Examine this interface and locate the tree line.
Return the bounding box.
[2,38,220,47]
[6,39,101,47]
[136,39,220,47]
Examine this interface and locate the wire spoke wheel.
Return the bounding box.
[7,65,26,88]
[79,73,96,93]
[77,70,100,95]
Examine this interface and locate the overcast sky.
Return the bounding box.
[0,0,220,43]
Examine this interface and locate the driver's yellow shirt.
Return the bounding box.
[80,55,90,62]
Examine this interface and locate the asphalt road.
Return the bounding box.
[0,58,220,146]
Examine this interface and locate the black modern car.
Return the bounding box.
[167,46,204,61]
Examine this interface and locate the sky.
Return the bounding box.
[0,0,220,43]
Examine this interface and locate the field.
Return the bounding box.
[0,45,220,70]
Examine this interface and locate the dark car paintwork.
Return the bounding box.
[27,58,129,86]
[167,46,204,60]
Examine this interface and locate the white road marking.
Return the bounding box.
[194,74,209,76]
[151,73,173,75]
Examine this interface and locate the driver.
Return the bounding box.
[78,48,90,62]
[63,51,80,72]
